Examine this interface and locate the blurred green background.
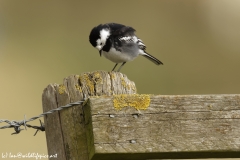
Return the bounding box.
[0,0,240,159]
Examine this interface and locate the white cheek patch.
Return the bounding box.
[100,29,110,42]
[96,39,101,45]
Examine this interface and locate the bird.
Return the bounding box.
[89,23,163,72]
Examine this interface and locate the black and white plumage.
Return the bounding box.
[89,23,163,72]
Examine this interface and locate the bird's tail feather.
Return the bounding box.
[143,52,163,65]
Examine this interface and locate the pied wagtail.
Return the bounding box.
[89,23,163,72]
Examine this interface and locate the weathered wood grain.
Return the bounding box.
[42,71,136,160]
[84,94,240,160]
[42,84,66,160]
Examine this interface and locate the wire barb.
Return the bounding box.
[25,119,45,136]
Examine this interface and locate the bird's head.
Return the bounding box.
[89,24,110,56]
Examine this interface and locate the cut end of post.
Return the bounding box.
[46,70,137,99]
[78,70,137,97]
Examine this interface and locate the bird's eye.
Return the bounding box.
[100,42,103,45]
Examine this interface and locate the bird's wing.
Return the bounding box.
[107,23,135,37]
[136,38,146,50]
[118,36,147,51]
[107,23,146,50]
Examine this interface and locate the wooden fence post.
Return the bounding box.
[42,71,136,160]
[42,71,240,160]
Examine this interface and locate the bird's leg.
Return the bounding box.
[112,63,118,71]
[117,62,126,72]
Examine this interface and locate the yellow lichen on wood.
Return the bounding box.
[92,72,102,84]
[109,72,115,80]
[113,94,150,110]
[58,84,66,94]
[131,84,136,92]
[120,77,136,91]
[79,74,95,94]
[121,77,127,88]
[75,84,82,92]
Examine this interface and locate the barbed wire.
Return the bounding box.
[0,100,85,136]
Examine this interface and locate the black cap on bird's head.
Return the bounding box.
[89,24,102,47]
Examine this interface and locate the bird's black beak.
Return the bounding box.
[99,49,102,57]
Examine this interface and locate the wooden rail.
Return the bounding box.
[42,71,240,160]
